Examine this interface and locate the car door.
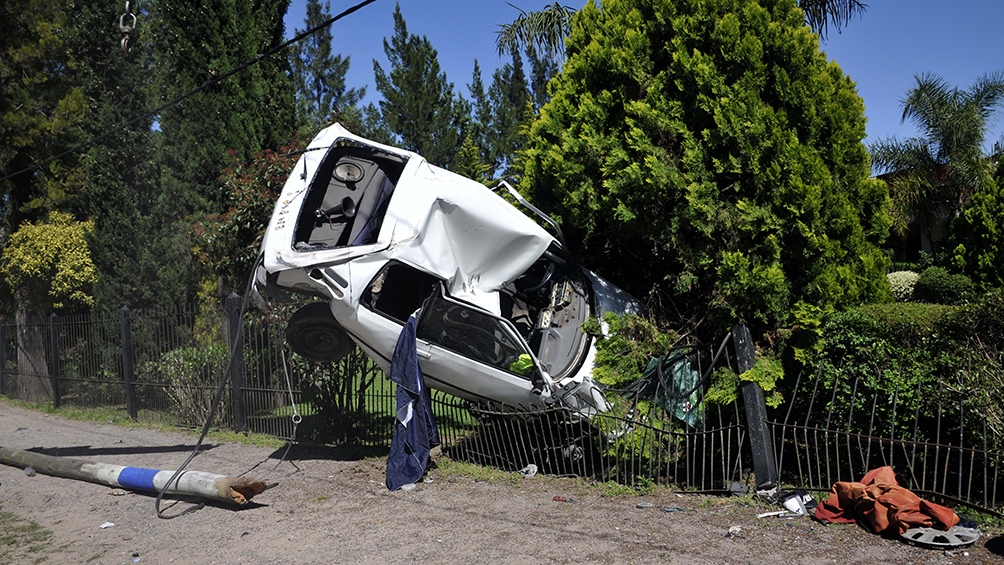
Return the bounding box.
[415,285,543,407]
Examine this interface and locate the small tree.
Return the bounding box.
[1,212,96,401]
[195,145,301,294]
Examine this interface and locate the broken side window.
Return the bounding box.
[362,262,441,325]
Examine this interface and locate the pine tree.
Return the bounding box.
[0,0,86,234]
[526,46,558,112]
[467,60,493,167]
[372,4,466,168]
[487,53,531,180]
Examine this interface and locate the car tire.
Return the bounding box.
[286,302,354,362]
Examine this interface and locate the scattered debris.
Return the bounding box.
[726,525,744,539]
[518,464,538,477]
[23,466,35,477]
[815,466,961,536]
[635,501,654,509]
[553,496,575,503]
[660,506,684,513]
[727,481,748,495]
[780,491,816,515]
[901,525,980,548]
[108,489,127,496]
[99,522,115,529]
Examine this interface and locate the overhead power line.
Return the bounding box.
[0,0,378,184]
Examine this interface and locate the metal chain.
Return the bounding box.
[119,0,137,55]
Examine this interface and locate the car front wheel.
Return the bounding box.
[286,302,354,362]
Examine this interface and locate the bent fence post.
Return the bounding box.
[121,306,138,420]
[226,293,248,433]
[734,323,779,490]
[48,313,62,409]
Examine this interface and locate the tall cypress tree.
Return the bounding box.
[290,0,365,134]
[372,4,466,168]
[63,2,167,310]
[521,0,891,336]
[151,0,296,301]
[467,60,492,168]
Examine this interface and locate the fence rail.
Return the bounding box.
[773,365,1004,516]
[1,301,1001,515]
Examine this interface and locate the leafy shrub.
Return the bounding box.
[296,348,387,444]
[705,356,785,409]
[913,266,973,304]
[584,313,680,390]
[939,292,1004,444]
[886,270,920,302]
[854,302,953,345]
[142,344,230,426]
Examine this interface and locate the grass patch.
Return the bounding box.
[435,458,523,487]
[0,508,53,563]
[1,397,288,450]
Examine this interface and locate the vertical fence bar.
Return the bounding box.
[121,306,138,420]
[227,293,248,433]
[48,313,62,408]
[0,316,6,397]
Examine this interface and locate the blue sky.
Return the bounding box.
[285,1,1004,151]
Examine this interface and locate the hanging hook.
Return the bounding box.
[119,0,137,55]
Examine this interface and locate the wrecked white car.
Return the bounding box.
[254,124,638,415]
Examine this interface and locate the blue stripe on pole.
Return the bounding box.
[117,467,160,491]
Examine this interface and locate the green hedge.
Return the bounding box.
[800,293,1003,450]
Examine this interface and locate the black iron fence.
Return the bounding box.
[1,301,1001,515]
[772,365,1004,516]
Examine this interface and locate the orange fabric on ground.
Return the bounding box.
[813,466,959,535]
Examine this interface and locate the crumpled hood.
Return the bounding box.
[383,158,553,296]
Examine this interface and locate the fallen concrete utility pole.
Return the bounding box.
[0,446,271,505]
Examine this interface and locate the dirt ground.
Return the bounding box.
[1,400,1002,564]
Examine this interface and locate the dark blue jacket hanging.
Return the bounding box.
[386,314,440,491]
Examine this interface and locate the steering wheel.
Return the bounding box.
[519,262,554,294]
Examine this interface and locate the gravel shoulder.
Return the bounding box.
[1,400,1002,564]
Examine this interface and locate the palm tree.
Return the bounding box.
[870,72,1004,252]
[496,0,867,57]
[496,3,576,59]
